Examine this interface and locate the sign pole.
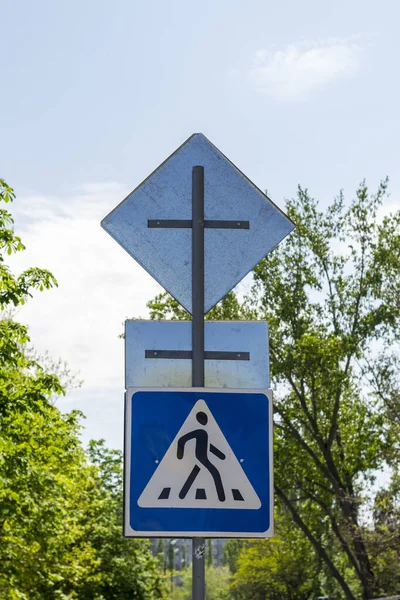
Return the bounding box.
[191,165,206,600]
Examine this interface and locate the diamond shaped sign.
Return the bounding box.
[101,133,294,314]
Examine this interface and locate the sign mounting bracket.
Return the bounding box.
[148,219,249,229]
[144,350,250,360]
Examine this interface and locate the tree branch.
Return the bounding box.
[275,484,357,600]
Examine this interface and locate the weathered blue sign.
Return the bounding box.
[101,133,294,314]
[125,320,269,389]
[124,388,273,538]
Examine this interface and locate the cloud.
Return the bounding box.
[8,183,163,448]
[377,198,400,220]
[248,37,365,100]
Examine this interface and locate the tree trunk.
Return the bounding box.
[338,492,376,599]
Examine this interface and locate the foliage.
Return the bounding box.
[157,539,167,572]
[168,540,176,574]
[232,540,315,599]
[181,543,187,569]
[85,441,167,599]
[0,179,57,309]
[147,180,400,600]
[0,180,166,599]
[229,513,329,600]
[0,405,97,599]
[222,540,248,575]
[148,291,241,322]
[171,565,230,600]
[207,539,213,567]
[368,473,400,595]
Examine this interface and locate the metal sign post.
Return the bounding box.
[191,166,205,598]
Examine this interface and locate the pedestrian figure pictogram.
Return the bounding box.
[137,399,261,510]
[177,411,226,501]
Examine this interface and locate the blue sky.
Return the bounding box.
[1,0,399,449]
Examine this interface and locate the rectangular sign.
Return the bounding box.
[124,387,273,538]
[125,320,269,389]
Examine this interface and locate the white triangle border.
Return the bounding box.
[124,387,274,538]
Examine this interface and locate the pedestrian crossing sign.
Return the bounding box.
[124,388,273,538]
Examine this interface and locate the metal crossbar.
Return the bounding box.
[148,219,249,229]
[145,350,250,360]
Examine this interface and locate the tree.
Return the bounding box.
[168,539,177,593]
[223,540,247,575]
[0,180,167,599]
[231,522,321,600]
[207,539,213,567]
[147,180,400,599]
[252,181,400,599]
[368,473,400,596]
[173,565,231,600]
[86,441,167,599]
[157,538,166,572]
[181,543,187,569]
[0,179,57,311]
[225,514,326,600]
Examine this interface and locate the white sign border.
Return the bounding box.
[124,387,274,538]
